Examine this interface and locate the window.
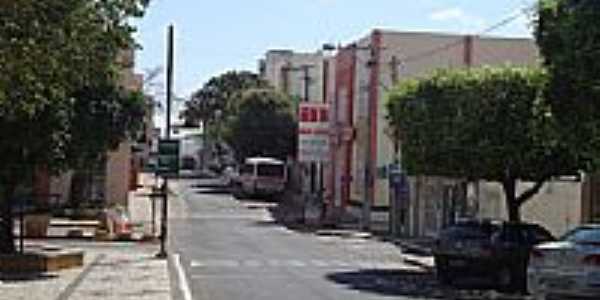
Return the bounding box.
[563,227,600,243]
[257,164,284,177]
[239,164,254,175]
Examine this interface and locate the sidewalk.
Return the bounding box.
[0,242,171,300]
[1,173,173,299]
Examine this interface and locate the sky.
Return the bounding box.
[134,0,537,123]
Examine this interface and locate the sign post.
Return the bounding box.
[389,164,409,237]
[298,103,330,163]
[157,139,180,177]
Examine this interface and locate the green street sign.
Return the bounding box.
[157,139,180,176]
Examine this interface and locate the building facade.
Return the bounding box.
[327,30,588,235]
[259,50,334,195]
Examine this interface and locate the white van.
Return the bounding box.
[231,157,287,199]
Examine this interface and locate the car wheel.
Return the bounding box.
[497,266,514,292]
[435,257,452,286]
[232,184,245,199]
[532,291,546,300]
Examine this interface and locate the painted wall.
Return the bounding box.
[477,180,582,237]
[262,50,326,103]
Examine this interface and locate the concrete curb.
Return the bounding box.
[392,239,434,256]
[402,254,435,273]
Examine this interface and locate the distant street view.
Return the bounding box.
[2,1,600,300]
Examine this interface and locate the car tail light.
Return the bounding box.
[582,255,600,266]
[480,245,493,257]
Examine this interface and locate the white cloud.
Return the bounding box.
[430,8,465,21]
[429,7,486,32]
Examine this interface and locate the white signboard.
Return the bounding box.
[298,103,330,162]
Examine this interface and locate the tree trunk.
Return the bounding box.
[507,201,521,223]
[0,184,16,254]
[502,178,521,222]
[70,169,90,208]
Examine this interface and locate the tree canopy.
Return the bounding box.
[180,71,269,129]
[224,89,297,161]
[535,0,600,170]
[0,0,149,254]
[387,66,579,221]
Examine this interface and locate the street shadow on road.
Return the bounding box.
[327,269,529,300]
[326,268,445,298]
[0,272,58,282]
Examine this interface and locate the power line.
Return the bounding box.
[398,2,537,65]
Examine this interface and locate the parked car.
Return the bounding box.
[231,157,287,200]
[434,219,555,292]
[528,224,600,299]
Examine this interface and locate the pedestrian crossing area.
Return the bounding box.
[190,258,410,270]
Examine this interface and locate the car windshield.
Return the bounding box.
[257,164,284,177]
[240,164,254,175]
[563,227,600,243]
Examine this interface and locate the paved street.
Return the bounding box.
[169,179,526,300]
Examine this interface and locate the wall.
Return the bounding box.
[329,47,356,216]
[105,141,132,206]
[262,49,331,194]
[263,50,326,103]
[345,30,544,234]
[478,180,582,237]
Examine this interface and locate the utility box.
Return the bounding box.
[389,164,409,237]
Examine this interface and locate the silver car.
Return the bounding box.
[528,225,600,299]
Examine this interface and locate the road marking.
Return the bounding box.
[189,258,409,270]
[267,259,282,267]
[330,260,352,268]
[287,259,306,267]
[190,259,240,268]
[309,259,328,267]
[242,259,263,267]
[173,253,193,300]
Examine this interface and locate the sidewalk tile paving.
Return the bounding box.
[0,173,172,300]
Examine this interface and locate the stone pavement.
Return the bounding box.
[1,173,173,300]
[0,242,171,300]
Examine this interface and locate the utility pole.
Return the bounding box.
[283,64,316,192]
[301,65,317,193]
[157,24,174,259]
[362,44,378,231]
[389,55,402,237]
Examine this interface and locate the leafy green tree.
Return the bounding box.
[181,71,269,132]
[67,81,146,207]
[0,0,149,254]
[535,0,600,172]
[387,67,578,222]
[224,89,297,162]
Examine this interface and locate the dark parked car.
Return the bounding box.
[433,219,555,293]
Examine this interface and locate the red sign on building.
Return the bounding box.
[298,103,330,162]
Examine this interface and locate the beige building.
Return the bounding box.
[328,29,590,236]
[259,50,335,193]
[47,49,147,208]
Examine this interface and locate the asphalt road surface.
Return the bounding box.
[168,179,525,300]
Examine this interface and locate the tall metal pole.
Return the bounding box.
[157,24,174,259]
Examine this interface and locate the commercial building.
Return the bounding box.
[326,30,588,236]
[259,50,335,194]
